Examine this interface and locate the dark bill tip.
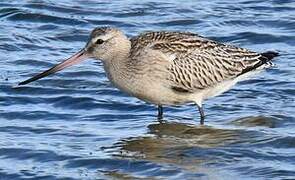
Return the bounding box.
[18,49,88,86]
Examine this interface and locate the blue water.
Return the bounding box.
[1,0,295,179]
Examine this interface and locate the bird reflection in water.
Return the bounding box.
[107,121,243,170]
[100,115,277,177]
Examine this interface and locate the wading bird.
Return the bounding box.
[18,27,279,124]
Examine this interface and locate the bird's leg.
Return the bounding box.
[197,105,205,125]
[157,105,163,121]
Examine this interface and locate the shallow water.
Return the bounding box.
[1,0,295,179]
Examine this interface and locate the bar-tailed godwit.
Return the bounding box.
[18,27,279,124]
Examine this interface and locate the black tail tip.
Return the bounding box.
[261,51,279,61]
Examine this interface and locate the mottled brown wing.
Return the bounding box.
[148,32,264,92]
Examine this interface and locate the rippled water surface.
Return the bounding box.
[1,0,295,179]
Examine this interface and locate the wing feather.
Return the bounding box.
[149,33,264,92]
[130,31,277,93]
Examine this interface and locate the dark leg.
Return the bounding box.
[197,105,205,125]
[157,105,163,120]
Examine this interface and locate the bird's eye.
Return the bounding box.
[95,39,104,45]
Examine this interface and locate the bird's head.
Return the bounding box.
[18,27,130,86]
[85,27,130,61]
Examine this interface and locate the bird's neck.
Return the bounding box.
[102,39,134,88]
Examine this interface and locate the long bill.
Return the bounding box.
[18,49,89,86]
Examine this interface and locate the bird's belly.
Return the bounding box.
[128,84,191,105]
[104,65,191,105]
[110,77,188,105]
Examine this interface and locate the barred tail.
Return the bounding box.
[260,51,279,62]
[239,51,279,75]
